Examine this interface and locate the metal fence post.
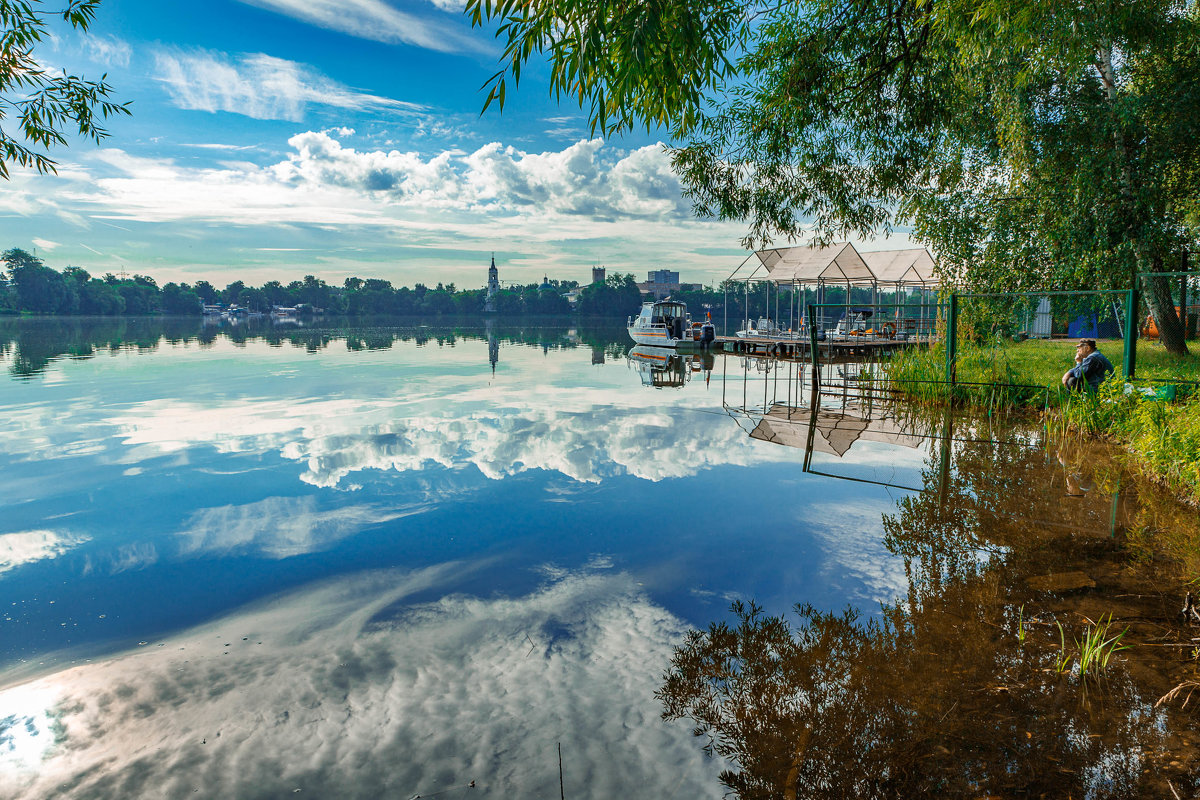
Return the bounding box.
[808,304,820,393]
[945,293,958,385]
[1123,286,1138,380]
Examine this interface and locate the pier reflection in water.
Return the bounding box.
[668,356,1200,799]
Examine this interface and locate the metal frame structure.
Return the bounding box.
[723,243,941,340]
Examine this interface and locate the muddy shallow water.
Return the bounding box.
[1,317,1197,799]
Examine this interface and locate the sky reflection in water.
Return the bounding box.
[0,321,934,798]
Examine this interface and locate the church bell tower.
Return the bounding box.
[485,253,500,312]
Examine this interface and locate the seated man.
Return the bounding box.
[1061,338,1114,391]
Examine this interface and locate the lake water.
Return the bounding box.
[2,317,1197,799]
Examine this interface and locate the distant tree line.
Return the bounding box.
[0,248,700,318]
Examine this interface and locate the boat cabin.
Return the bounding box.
[635,300,687,325]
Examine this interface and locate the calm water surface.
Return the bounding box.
[1,317,1197,799]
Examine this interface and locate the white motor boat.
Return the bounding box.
[736,317,795,338]
[627,300,715,347]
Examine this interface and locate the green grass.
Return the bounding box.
[880,338,1200,409]
[877,338,1200,505]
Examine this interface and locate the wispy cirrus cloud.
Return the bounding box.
[235,0,486,53]
[79,33,132,68]
[154,49,426,122]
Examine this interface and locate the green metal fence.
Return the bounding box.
[797,279,1197,401]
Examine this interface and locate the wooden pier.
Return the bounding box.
[707,335,930,360]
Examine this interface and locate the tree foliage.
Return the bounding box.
[0,0,130,178]
[0,251,652,318]
[469,0,1199,353]
[576,272,642,315]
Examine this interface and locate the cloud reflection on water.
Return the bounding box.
[175,496,428,558]
[0,566,723,800]
[100,390,808,487]
[0,531,90,575]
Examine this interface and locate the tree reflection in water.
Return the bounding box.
[660,412,1199,799]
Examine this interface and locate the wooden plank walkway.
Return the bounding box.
[709,335,931,360]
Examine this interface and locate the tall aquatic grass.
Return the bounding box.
[870,343,1054,409]
[1054,379,1200,506]
[1053,615,1130,679]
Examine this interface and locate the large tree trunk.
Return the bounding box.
[1096,47,1190,356]
[1141,272,1190,355]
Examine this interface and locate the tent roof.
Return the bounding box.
[754,242,876,285]
[860,248,939,286]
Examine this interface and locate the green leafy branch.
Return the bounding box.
[0,0,131,179]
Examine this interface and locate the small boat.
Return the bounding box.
[627,299,715,347]
[736,317,824,342]
[735,317,781,338]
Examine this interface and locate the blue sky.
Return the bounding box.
[2,0,912,290]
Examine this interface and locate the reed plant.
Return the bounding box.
[1053,615,1130,679]
[1056,379,1200,505]
[1075,614,1130,677]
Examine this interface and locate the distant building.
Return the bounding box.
[592,266,606,285]
[485,254,500,312]
[637,268,703,299]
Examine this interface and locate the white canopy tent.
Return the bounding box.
[860,248,939,288]
[755,242,877,285]
[722,241,941,338]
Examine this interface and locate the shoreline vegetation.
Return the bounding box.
[0,248,752,320]
[880,339,1200,506]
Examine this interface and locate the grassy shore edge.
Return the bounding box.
[878,341,1200,506]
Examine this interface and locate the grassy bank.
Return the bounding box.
[879,339,1200,504]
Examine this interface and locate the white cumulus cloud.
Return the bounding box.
[0,530,90,575]
[270,132,691,219]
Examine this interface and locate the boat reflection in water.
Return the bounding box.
[627,346,714,389]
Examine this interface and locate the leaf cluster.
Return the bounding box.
[467,0,746,138]
[0,0,130,179]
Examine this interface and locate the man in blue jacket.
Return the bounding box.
[1061,338,1114,391]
